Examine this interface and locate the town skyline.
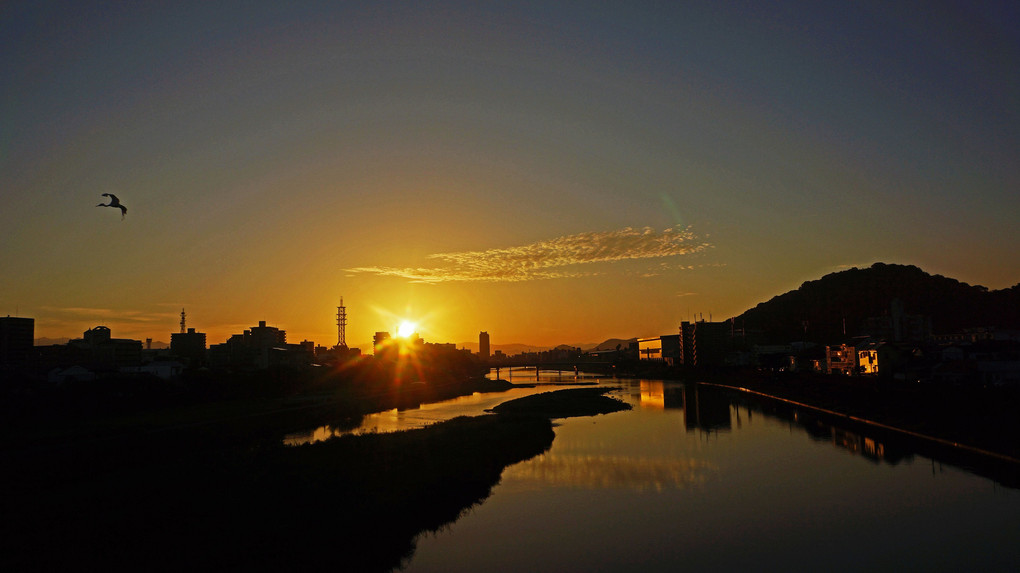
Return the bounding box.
[4,3,1018,350]
[18,298,689,353]
[14,260,1019,356]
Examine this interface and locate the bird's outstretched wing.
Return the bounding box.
[97,193,127,218]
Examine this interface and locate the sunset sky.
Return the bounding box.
[3,1,1018,350]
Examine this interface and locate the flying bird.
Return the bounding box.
[96,193,127,219]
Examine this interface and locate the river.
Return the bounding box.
[384,371,1020,572]
[282,369,602,444]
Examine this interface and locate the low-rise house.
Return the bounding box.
[637,337,663,362]
[825,344,856,375]
[856,341,884,375]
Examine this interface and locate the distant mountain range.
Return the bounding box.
[35,337,71,346]
[458,342,599,355]
[585,338,638,352]
[732,263,1020,343]
[453,339,637,355]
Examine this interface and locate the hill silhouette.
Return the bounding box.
[586,338,637,352]
[732,263,1020,344]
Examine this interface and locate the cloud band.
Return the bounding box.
[346,227,710,283]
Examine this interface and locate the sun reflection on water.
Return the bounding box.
[502,453,716,492]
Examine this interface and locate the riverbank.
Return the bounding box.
[2,414,554,572]
[679,371,1020,490]
[489,386,631,417]
[0,372,518,499]
[1,386,623,572]
[701,371,1020,461]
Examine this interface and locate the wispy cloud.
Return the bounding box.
[346,227,711,283]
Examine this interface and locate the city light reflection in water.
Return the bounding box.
[399,377,1020,573]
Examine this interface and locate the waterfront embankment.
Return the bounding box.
[704,372,1020,460]
[689,372,1020,489]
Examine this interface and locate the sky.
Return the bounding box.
[3,1,1019,350]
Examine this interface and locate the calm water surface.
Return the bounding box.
[397,376,1020,572]
[284,369,596,444]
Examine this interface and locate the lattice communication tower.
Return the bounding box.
[180,308,186,333]
[336,297,348,349]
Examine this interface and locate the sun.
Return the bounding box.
[396,320,417,338]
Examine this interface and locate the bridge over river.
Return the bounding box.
[489,360,618,379]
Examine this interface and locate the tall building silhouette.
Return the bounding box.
[0,316,34,365]
[171,328,207,366]
[72,326,143,368]
[479,331,490,359]
[679,320,731,368]
[373,332,391,355]
[208,320,293,370]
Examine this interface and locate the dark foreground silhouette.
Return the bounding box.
[2,413,554,572]
[1,388,633,572]
[489,386,631,418]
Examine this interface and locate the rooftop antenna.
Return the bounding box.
[180,308,186,333]
[336,297,348,349]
